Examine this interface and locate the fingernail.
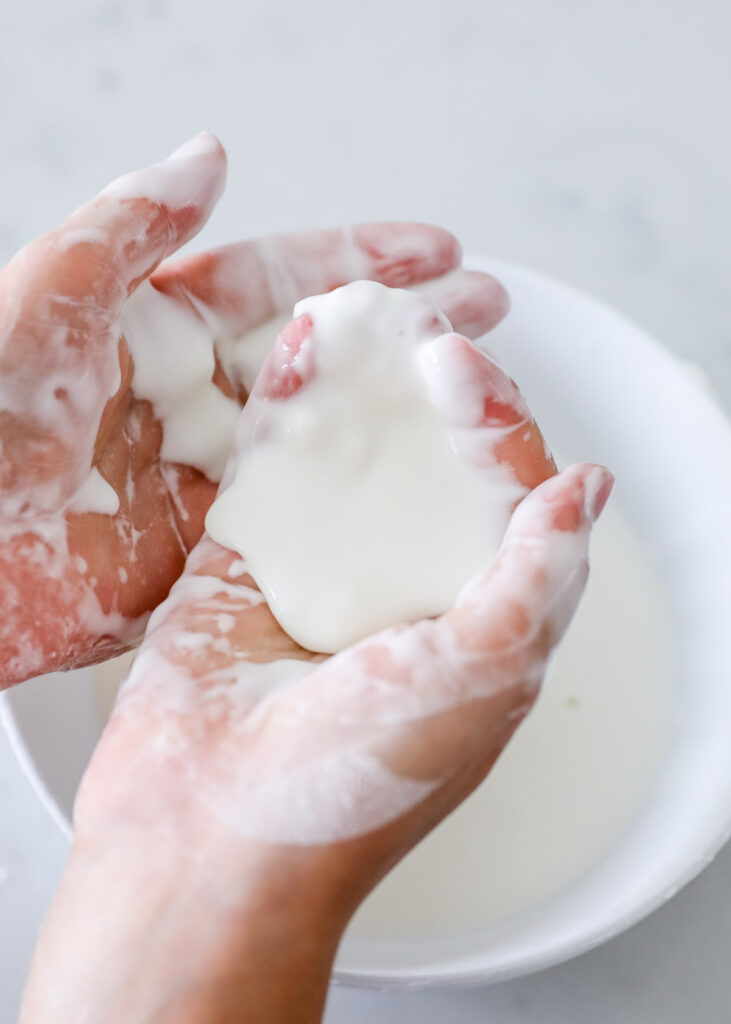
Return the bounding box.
[166,132,220,162]
[583,465,614,522]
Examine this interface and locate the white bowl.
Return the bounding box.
[3,257,731,988]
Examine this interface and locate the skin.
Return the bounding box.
[2,136,614,1023]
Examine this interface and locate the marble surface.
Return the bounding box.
[1,0,730,1020]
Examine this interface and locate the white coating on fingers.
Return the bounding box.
[258,228,371,311]
[0,138,227,685]
[0,315,121,518]
[98,132,224,207]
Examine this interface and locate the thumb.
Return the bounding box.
[3,133,227,320]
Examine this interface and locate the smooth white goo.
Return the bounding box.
[205,281,523,653]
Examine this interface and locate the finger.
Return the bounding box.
[4,133,226,323]
[414,268,510,339]
[449,462,613,654]
[418,331,556,489]
[254,312,317,401]
[149,222,461,335]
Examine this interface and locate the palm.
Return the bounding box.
[79,314,572,846]
[0,134,508,687]
[80,456,608,902]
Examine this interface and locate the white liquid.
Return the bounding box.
[92,499,676,936]
[206,281,524,653]
[120,280,240,481]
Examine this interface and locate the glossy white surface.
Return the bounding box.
[206,281,521,654]
[2,1,731,1020]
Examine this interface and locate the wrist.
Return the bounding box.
[21,825,347,1024]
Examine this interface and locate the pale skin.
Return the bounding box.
[0,136,613,1023]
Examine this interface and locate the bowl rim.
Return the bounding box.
[3,254,731,989]
[0,696,74,841]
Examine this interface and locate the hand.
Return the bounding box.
[0,133,508,688]
[19,308,612,1022]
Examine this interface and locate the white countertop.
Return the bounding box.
[1,1,730,1020]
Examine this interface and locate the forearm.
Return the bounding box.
[20,828,345,1024]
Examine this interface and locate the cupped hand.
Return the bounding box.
[75,315,612,913]
[0,133,508,687]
